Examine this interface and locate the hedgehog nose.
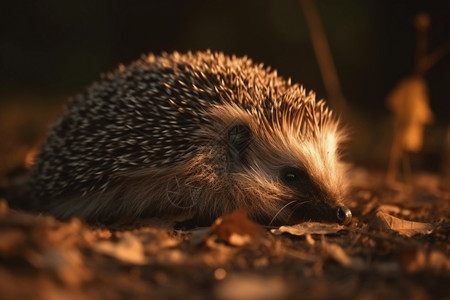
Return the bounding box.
[336,206,352,225]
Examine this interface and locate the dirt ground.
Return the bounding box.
[0,168,449,300]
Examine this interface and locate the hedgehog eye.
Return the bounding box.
[284,172,297,182]
[281,167,309,186]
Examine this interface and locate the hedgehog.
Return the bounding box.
[27,50,352,226]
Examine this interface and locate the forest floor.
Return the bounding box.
[0,168,449,300]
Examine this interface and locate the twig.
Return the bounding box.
[299,0,347,114]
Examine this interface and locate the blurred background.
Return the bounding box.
[0,0,449,180]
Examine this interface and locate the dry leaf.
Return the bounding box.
[94,232,147,265]
[271,222,344,236]
[322,241,351,266]
[321,239,365,270]
[378,204,412,216]
[371,210,434,237]
[189,227,212,246]
[212,210,264,246]
[227,232,252,247]
[386,75,433,152]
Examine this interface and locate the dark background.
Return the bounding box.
[0,0,449,169]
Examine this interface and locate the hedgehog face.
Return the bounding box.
[232,125,351,226]
[278,165,351,225]
[216,105,351,226]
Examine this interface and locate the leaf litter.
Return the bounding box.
[0,170,449,299]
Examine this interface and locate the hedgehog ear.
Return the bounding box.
[227,123,252,165]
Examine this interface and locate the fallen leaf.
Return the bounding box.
[322,241,351,266]
[212,210,264,246]
[227,232,251,247]
[378,204,412,216]
[321,239,365,270]
[386,75,433,152]
[371,210,434,237]
[271,222,344,236]
[94,232,147,265]
[189,227,212,246]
